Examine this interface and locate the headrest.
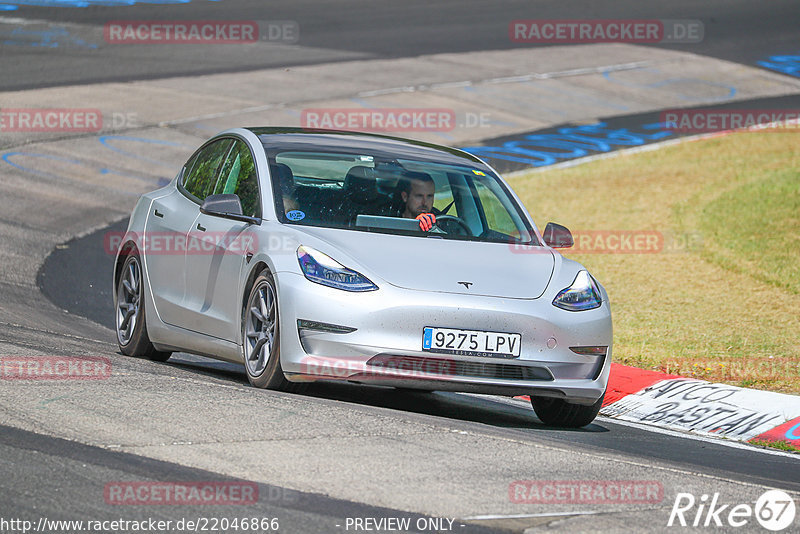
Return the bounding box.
[271,163,295,194]
[344,165,377,193]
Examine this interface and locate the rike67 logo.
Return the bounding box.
[668,490,796,531]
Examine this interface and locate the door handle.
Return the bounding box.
[154,209,164,218]
[196,223,206,232]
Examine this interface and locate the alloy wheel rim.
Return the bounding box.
[244,281,276,377]
[116,257,141,345]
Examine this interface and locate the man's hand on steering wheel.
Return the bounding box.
[415,213,436,231]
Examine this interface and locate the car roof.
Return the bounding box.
[245,127,488,168]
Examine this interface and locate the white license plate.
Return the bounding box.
[422,327,521,358]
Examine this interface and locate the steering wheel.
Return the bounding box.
[435,215,471,236]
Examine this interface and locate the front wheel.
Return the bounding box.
[530,391,604,428]
[242,269,302,392]
[115,251,171,362]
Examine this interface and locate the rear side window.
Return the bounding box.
[213,140,260,218]
[182,139,233,201]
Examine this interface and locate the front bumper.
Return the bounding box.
[275,272,612,405]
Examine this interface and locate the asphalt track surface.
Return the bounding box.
[0,424,500,534]
[0,0,798,90]
[4,1,800,532]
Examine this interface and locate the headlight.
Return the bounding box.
[297,246,378,292]
[552,270,602,311]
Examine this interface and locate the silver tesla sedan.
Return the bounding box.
[113,128,612,427]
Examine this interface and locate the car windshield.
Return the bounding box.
[268,150,537,244]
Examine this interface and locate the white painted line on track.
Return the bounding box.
[463,510,603,520]
[357,85,418,97]
[159,60,650,128]
[428,80,474,90]
[0,16,54,25]
[158,104,280,127]
[532,60,652,79]
[357,61,653,97]
[0,320,115,346]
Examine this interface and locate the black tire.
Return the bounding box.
[530,391,605,428]
[115,251,171,362]
[242,269,304,392]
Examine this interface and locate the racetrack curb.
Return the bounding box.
[602,364,800,446]
[522,363,800,448]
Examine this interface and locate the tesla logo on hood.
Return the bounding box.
[458,281,473,289]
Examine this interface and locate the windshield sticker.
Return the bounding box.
[287,210,306,221]
[472,169,486,176]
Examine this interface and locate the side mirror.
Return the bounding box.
[200,194,261,225]
[543,222,573,248]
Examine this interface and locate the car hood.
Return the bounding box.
[291,226,555,299]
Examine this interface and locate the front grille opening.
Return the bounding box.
[366,355,553,381]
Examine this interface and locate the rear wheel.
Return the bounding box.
[242,269,303,392]
[530,391,604,428]
[115,252,171,362]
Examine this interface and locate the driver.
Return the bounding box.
[399,172,438,231]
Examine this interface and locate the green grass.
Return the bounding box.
[699,169,800,295]
[507,132,800,393]
[750,439,800,453]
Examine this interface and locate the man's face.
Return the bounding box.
[401,179,435,217]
